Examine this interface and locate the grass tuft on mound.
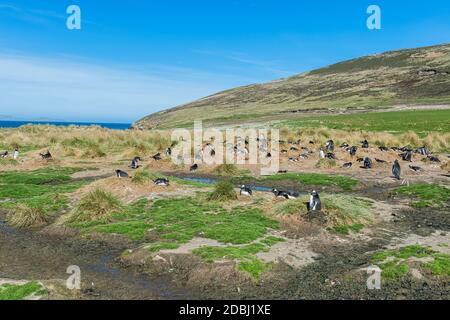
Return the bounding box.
[208,181,237,201]
[69,189,123,223]
[315,158,337,169]
[394,184,450,208]
[7,204,48,228]
[131,169,163,184]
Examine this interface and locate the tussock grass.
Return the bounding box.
[315,158,337,169]
[208,181,237,201]
[7,204,48,228]
[69,189,123,223]
[131,169,163,184]
[273,194,373,234]
[212,164,240,176]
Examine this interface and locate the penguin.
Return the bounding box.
[319,148,325,159]
[343,162,352,169]
[326,140,335,152]
[361,140,369,149]
[427,155,440,163]
[363,157,372,169]
[288,157,299,162]
[210,149,216,157]
[272,189,299,200]
[151,153,162,161]
[266,152,272,159]
[415,147,429,156]
[309,141,315,145]
[0,151,8,158]
[379,146,389,152]
[280,150,288,154]
[277,170,288,174]
[392,160,401,180]
[154,178,170,186]
[240,185,252,196]
[308,190,322,211]
[290,147,299,152]
[13,148,19,160]
[349,146,357,157]
[116,169,129,178]
[39,150,52,160]
[325,153,336,160]
[129,157,141,169]
[190,163,198,171]
[165,147,172,156]
[375,158,387,164]
[409,165,422,172]
[340,143,349,148]
[401,151,413,162]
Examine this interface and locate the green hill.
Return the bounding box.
[133,43,450,130]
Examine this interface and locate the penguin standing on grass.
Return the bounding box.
[13,147,19,160]
[392,160,401,180]
[308,191,322,211]
[240,185,252,196]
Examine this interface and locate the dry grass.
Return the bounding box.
[7,204,48,228]
[69,189,123,223]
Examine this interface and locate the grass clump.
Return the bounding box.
[371,245,450,280]
[315,158,337,169]
[260,173,358,191]
[147,242,180,253]
[238,258,269,279]
[208,181,237,201]
[395,184,450,208]
[69,189,123,223]
[7,204,48,228]
[333,224,365,235]
[132,169,162,184]
[0,158,18,166]
[0,282,46,300]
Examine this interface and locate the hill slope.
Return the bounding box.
[134,43,450,129]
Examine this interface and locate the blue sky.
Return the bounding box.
[0,0,449,123]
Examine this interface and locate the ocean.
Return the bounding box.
[0,120,131,130]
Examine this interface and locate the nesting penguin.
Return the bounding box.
[154,178,170,186]
[326,140,335,152]
[115,170,129,178]
[361,140,369,149]
[240,185,252,196]
[129,156,141,169]
[190,163,198,171]
[363,157,372,169]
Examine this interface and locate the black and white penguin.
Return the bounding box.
[115,169,129,178]
[281,149,288,154]
[154,178,170,186]
[152,153,162,161]
[343,162,353,169]
[319,147,325,159]
[361,140,369,149]
[340,143,349,148]
[308,190,322,211]
[325,153,336,160]
[13,147,19,160]
[375,158,387,164]
[129,156,141,169]
[379,146,389,152]
[272,189,299,200]
[363,157,372,169]
[392,160,401,180]
[39,150,52,160]
[409,165,422,172]
[190,163,198,171]
[288,157,299,162]
[240,185,252,196]
[349,146,357,157]
[290,147,299,152]
[326,140,335,152]
[165,147,172,156]
[427,155,440,163]
[401,151,413,162]
[0,151,8,158]
[415,147,429,156]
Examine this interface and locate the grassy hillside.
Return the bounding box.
[134,43,450,129]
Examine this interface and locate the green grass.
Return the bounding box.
[395,184,450,208]
[237,258,269,279]
[371,245,450,280]
[0,167,89,216]
[132,169,163,184]
[333,224,365,235]
[258,173,358,191]
[208,181,237,201]
[0,282,46,300]
[282,109,450,135]
[170,177,212,188]
[0,158,18,166]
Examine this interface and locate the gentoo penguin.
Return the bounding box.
[361,140,369,149]
[363,157,372,169]
[152,153,162,161]
[154,178,170,186]
[272,189,299,200]
[115,169,129,178]
[326,140,335,152]
[240,185,252,196]
[13,148,19,160]
[39,150,52,160]
[308,190,322,211]
[401,151,413,162]
[415,147,429,156]
[409,165,422,172]
[392,160,401,180]
[343,162,353,169]
[349,146,357,157]
[129,157,141,169]
[319,148,325,159]
[325,153,336,160]
[427,155,440,163]
[190,163,198,171]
